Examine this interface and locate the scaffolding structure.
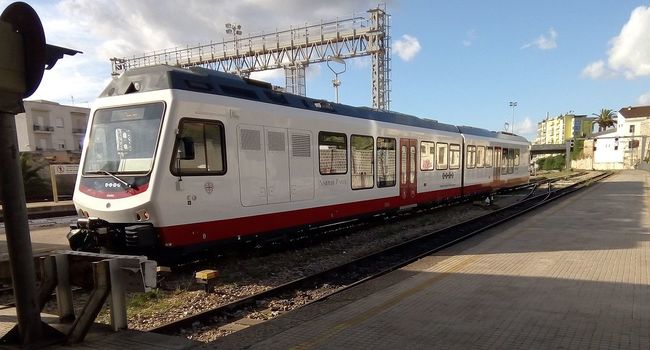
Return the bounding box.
[110,6,391,110]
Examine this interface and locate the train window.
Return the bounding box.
[477,146,485,168]
[171,119,226,176]
[410,145,416,183]
[377,137,396,187]
[508,148,515,174]
[420,141,435,171]
[401,145,407,185]
[466,145,476,169]
[319,132,347,175]
[501,148,508,173]
[449,144,461,169]
[514,149,520,166]
[436,143,448,170]
[351,135,374,190]
[485,147,493,168]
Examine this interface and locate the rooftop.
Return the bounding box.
[618,105,650,119]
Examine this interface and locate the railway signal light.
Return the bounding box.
[570,139,575,148]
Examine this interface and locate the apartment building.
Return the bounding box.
[14,100,89,162]
[534,114,594,145]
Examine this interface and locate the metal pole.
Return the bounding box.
[0,112,43,344]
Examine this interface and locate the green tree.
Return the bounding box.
[0,153,52,202]
[593,108,616,132]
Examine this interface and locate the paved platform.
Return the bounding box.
[204,170,650,350]
[0,200,76,222]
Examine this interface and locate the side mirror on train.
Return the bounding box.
[177,136,195,160]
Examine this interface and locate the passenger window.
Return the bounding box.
[485,147,493,168]
[401,145,407,185]
[172,119,226,176]
[501,148,508,173]
[436,143,448,170]
[410,145,416,183]
[420,141,435,171]
[449,144,461,169]
[319,132,347,175]
[351,135,374,189]
[514,149,520,166]
[377,137,396,187]
[477,146,485,168]
[508,148,515,174]
[466,145,476,169]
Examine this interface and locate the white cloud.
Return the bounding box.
[393,34,421,61]
[607,6,650,79]
[583,6,650,80]
[522,27,558,50]
[249,69,284,84]
[638,92,650,105]
[581,60,608,79]
[462,29,477,47]
[19,0,375,103]
[515,117,534,135]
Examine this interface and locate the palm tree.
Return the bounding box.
[593,108,616,132]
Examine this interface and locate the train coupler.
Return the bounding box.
[67,217,110,252]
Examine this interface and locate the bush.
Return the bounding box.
[536,154,566,170]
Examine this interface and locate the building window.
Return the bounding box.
[449,144,461,169]
[436,143,448,170]
[377,137,396,188]
[420,141,435,170]
[57,140,66,149]
[171,119,226,176]
[630,125,635,134]
[350,135,374,189]
[319,131,347,175]
[55,117,64,128]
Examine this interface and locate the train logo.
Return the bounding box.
[204,182,214,194]
[442,172,455,179]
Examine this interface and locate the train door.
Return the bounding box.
[399,138,417,201]
[288,130,314,201]
[264,127,290,204]
[238,125,268,206]
[493,146,501,184]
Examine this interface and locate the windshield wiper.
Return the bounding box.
[98,170,138,190]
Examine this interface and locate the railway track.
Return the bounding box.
[149,171,611,337]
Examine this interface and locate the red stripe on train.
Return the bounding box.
[158,186,469,248]
[79,182,149,199]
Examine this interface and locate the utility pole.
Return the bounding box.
[0,2,79,347]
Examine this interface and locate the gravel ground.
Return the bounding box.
[118,191,526,337]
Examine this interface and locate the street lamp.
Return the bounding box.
[327,55,346,103]
[509,101,517,134]
[226,23,242,74]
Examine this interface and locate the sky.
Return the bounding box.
[4,0,650,141]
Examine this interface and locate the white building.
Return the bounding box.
[14,100,89,161]
[577,106,650,170]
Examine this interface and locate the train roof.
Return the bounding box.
[457,126,529,143]
[101,65,526,141]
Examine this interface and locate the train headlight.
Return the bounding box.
[135,209,150,222]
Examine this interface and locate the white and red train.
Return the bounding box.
[68,65,530,256]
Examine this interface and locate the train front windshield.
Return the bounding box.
[82,102,165,175]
